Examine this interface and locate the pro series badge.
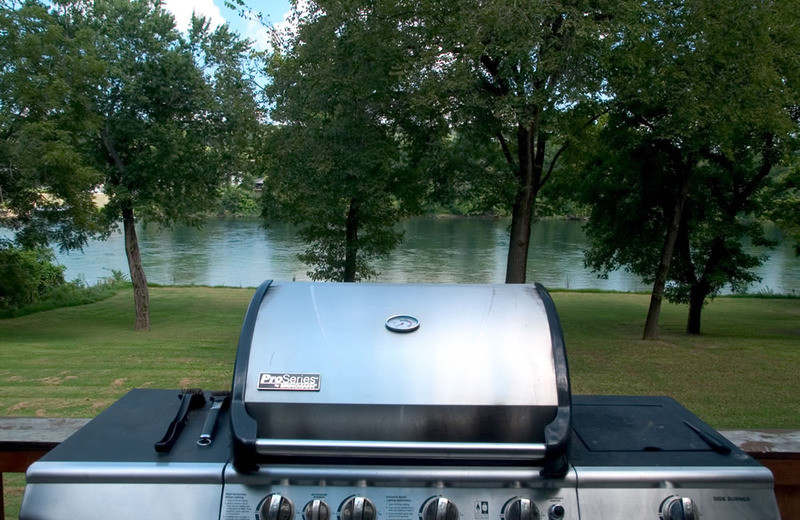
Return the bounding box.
[258,373,321,391]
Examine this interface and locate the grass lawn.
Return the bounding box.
[1,286,799,519]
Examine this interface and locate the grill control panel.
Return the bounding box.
[220,477,578,520]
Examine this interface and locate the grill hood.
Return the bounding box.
[230,281,571,474]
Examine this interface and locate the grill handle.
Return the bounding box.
[254,439,547,460]
[535,284,572,478]
[231,280,274,472]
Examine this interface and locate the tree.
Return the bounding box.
[409,0,615,283]
[572,0,800,337]
[261,0,616,283]
[1,0,104,250]
[262,1,427,282]
[1,0,262,329]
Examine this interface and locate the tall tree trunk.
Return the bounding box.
[506,187,534,283]
[685,235,726,335]
[343,198,359,282]
[122,204,150,331]
[505,125,544,283]
[686,283,707,334]
[642,164,693,340]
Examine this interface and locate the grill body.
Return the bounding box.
[21,281,780,520]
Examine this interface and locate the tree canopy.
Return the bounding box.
[568,0,800,336]
[1,0,104,250]
[262,0,434,281]
[1,0,262,329]
[3,0,799,337]
[260,0,619,282]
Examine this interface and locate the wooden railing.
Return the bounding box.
[720,430,800,520]
[2,419,799,520]
[0,417,89,520]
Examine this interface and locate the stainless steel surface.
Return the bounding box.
[253,438,548,460]
[235,464,551,483]
[305,499,331,520]
[239,282,562,455]
[244,283,558,407]
[575,487,778,520]
[198,397,226,446]
[24,460,226,484]
[572,465,776,488]
[422,497,459,520]
[660,496,698,520]
[21,482,224,520]
[573,466,779,520]
[258,493,295,520]
[22,461,226,520]
[221,465,580,520]
[341,496,377,520]
[502,498,538,520]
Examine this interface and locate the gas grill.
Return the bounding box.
[20,281,780,519]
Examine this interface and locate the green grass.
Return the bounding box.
[555,292,800,428]
[1,287,799,519]
[0,287,252,418]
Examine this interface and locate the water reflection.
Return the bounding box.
[46,217,800,294]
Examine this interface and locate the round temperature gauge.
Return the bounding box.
[385,314,420,333]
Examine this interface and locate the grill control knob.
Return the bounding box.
[504,498,540,520]
[341,496,377,520]
[305,500,331,520]
[259,494,295,520]
[422,497,459,520]
[547,504,564,520]
[660,496,699,520]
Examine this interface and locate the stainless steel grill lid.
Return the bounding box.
[230,281,571,473]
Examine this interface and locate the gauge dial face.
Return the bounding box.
[385,314,420,333]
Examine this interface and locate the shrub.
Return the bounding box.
[0,241,67,310]
[218,184,260,216]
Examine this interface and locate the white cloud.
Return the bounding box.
[162,0,227,32]
[242,16,273,52]
[162,0,296,53]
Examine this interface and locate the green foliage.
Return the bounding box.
[80,0,261,229]
[263,1,427,281]
[0,0,105,250]
[217,183,260,216]
[402,0,620,281]
[766,161,800,255]
[0,268,129,319]
[1,0,262,237]
[1,0,262,328]
[0,241,65,310]
[566,0,800,332]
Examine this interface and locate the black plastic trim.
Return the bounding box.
[535,283,572,477]
[230,279,273,472]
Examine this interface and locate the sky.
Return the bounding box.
[161,0,292,51]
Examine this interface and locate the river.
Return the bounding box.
[43,217,800,295]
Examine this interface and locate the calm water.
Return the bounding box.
[40,217,800,295]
